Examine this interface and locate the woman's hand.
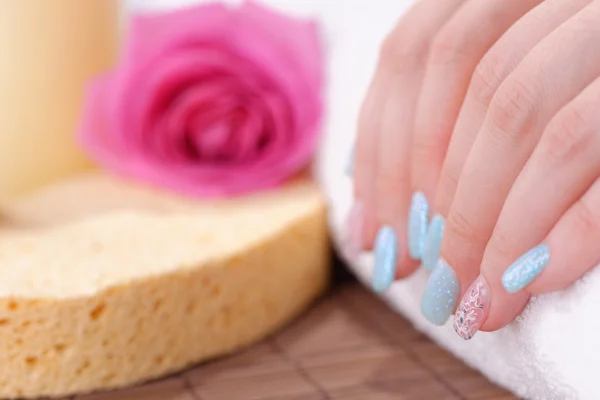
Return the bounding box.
[442,0,600,339]
[351,0,600,337]
[351,0,543,291]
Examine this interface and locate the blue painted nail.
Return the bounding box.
[422,215,445,271]
[421,259,460,325]
[372,226,398,293]
[408,192,429,260]
[502,243,550,293]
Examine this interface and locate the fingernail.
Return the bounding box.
[346,145,355,176]
[372,226,398,293]
[421,259,460,325]
[453,275,490,340]
[422,214,445,271]
[344,201,364,256]
[408,192,429,260]
[502,243,550,293]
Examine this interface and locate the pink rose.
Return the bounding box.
[79,2,323,197]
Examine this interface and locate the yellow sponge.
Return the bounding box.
[0,174,330,398]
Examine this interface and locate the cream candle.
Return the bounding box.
[0,0,119,199]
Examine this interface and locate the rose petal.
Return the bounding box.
[216,14,322,165]
[126,2,322,147]
[151,79,241,162]
[240,2,323,92]
[250,91,291,165]
[228,105,265,161]
[135,89,305,195]
[125,3,232,65]
[78,74,144,173]
[189,115,232,160]
[114,47,252,151]
[233,2,323,132]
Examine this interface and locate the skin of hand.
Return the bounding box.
[350,0,600,339]
[353,0,543,292]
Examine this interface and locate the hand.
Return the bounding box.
[436,0,600,339]
[350,0,543,290]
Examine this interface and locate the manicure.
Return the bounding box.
[453,275,490,340]
[422,214,445,271]
[372,226,398,293]
[408,192,429,260]
[502,243,550,293]
[421,259,460,325]
[344,201,364,257]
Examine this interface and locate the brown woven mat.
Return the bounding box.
[72,283,516,400]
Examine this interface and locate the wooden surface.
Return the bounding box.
[66,281,516,400]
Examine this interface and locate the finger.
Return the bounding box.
[369,0,466,291]
[353,0,464,251]
[435,0,592,217]
[352,68,392,250]
[528,178,600,293]
[435,1,600,325]
[453,75,600,338]
[411,0,543,269]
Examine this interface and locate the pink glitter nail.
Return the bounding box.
[453,275,490,340]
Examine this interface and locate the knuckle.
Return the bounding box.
[428,26,471,66]
[379,28,428,73]
[438,166,460,199]
[482,228,516,274]
[490,226,512,254]
[446,207,481,246]
[571,199,600,237]
[470,53,508,107]
[542,104,595,163]
[357,105,377,138]
[376,167,409,199]
[488,77,539,141]
[412,131,446,162]
[375,168,409,222]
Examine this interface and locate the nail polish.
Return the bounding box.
[344,201,364,257]
[453,276,490,340]
[502,243,550,294]
[408,192,429,260]
[421,259,460,325]
[372,226,398,293]
[422,215,445,271]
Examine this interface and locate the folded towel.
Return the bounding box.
[131,1,595,399]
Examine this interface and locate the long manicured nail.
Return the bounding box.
[453,275,490,340]
[372,226,398,293]
[421,259,460,325]
[344,201,364,256]
[502,243,550,293]
[408,192,429,260]
[422,214,445,271]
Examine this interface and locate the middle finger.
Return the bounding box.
[410,0,543,269]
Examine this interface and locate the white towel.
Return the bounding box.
[129,1,597,399]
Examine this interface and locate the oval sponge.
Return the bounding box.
[0,174,329,398]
